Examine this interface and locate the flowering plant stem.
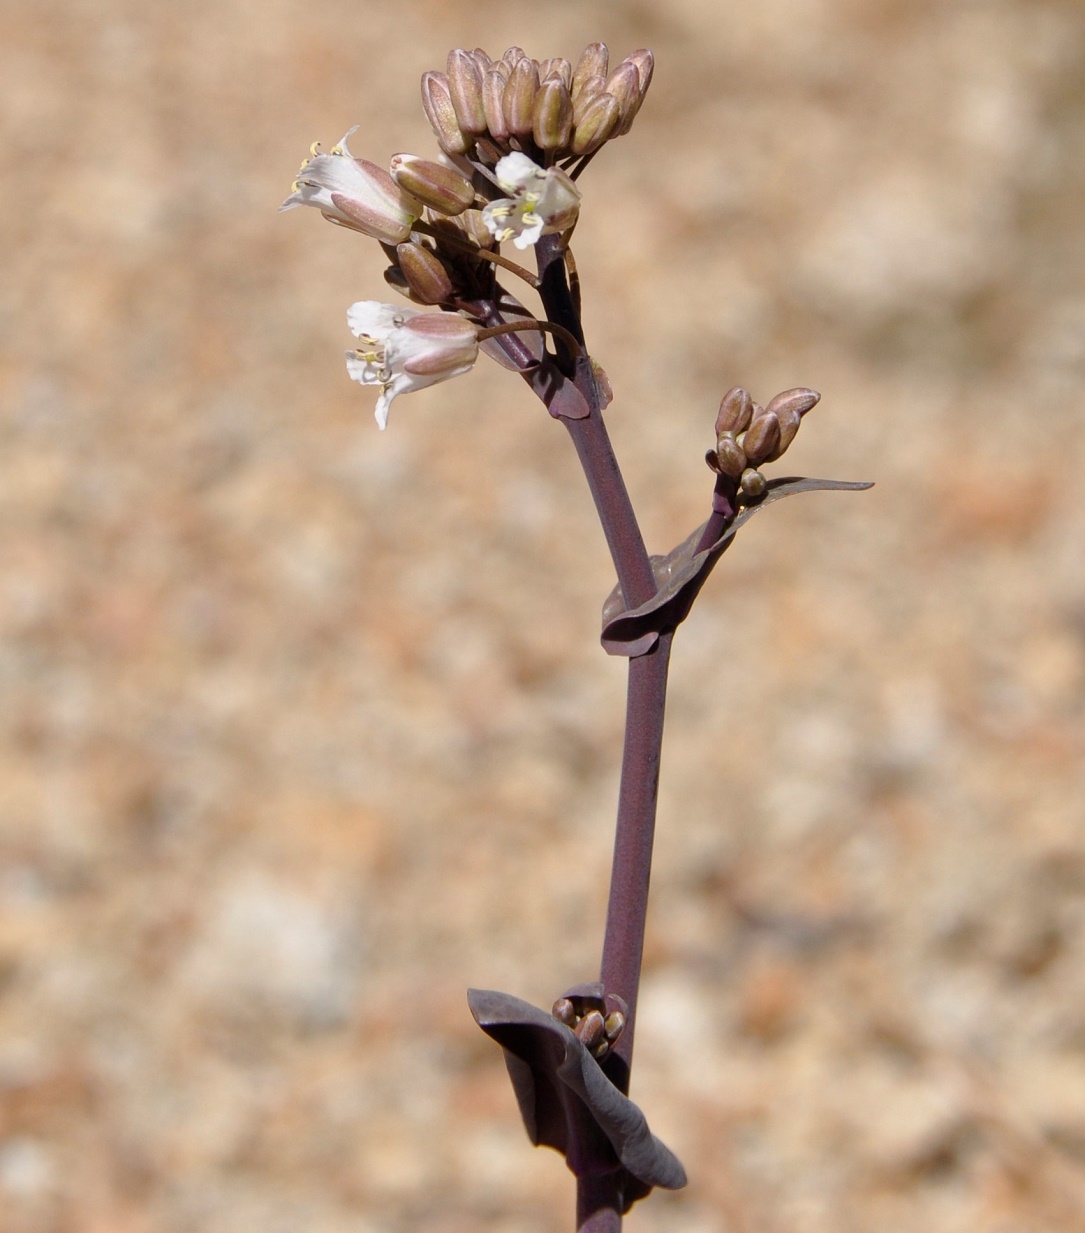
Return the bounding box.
[535,234,671,1230]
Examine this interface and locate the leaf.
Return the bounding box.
[601,477,873,656]
[468,988,687,1211]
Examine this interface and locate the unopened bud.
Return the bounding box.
[713,434,747,479]
[575,1010,605,1052]
[539,57,572,89]
[572,75,607,124]
[469,47,492,75]
[552,997,577,1026]
[741,409,780,467]
[421,72,470,156]
[765,387,820,457]
[604,61,640,134]
[623,49,654,132]
[390,154,475,216]
[456,208,493,250]
[740,468,767,499]
[715,386,754,436]
[573,42,610,96]
[482,67,510,143]
[571,92,621,156]
[533,78,573,150]
[447,49,487,136]
[503,57,540,138]
[501,45,528,71]
[396,242,453,305]
[603,1010,626,1042]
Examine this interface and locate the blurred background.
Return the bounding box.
[3,0,1085,1230]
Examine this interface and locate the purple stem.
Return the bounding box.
[531,236,676,1230]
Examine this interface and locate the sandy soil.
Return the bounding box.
[3,1,1085,1230]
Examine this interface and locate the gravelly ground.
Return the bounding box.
[3,1,1085,1230]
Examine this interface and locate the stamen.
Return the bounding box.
[309,141,322,157]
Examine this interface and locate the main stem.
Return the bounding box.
[534,236,674,1231]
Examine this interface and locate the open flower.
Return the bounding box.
[481,152,581,250]
[345,302,479,429]
[280,128,422,244]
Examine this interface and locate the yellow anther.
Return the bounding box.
[330,144,345,156]
[290,179,301,192]
[309,141,322,157]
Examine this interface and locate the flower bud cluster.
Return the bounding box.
[423,43,654,167]
[552,994,627,1060]
[707,386,821,499]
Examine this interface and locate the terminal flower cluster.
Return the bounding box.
[281,42,653,427]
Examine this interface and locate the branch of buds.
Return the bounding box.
[281,40,870,1232]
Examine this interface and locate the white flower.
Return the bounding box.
[481,152,581,250]
[345,302,479,429]
[280,128,422,244]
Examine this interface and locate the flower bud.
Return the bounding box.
[447,48,488,136]
[764,387,820,456]
[503,56,540,137]
[501,45,528,70]
[715,386,754,436]
[603,1011,626,1043]
[572,42,609,96]
[624,48,655,128]
[482,67,510,143]
[713,434,747,479]
[572,74,607,124]
[575,1010,606,1052]
[552,997,577,1026]
[533,78,573,151]
[421,71,470,156]
[741,409,781,467]
[396,241,453,304]
[571,91,621,156]
[740,468,767,499]
[469,47,492,75]
[390,153,475,216]
[455,208,494,250]
[604,61,640,133]
[542,57,573,88]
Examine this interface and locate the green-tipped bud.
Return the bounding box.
[604,61,640,133]
[713,434,747,480]
[740,468,768,499]
[603,1010,626,1043]
[482,67,510,143]
[503,56,540,137]
[715,386,754,436]
[571,91,621,156]
[574,1010,605,1052]
[539,57,572,89]
[390,154,475,216]
[533,78,573,151]
[572,74,607,124]
[741,409,781,466]
[395,241,453,305]
[447,49,487,136]
[420,71,470,156]
[552,996,577,1026]
[572,42,609,96]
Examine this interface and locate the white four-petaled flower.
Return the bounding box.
[280,128,422,244]
[482,152,581,250]
[346,302,480,429]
